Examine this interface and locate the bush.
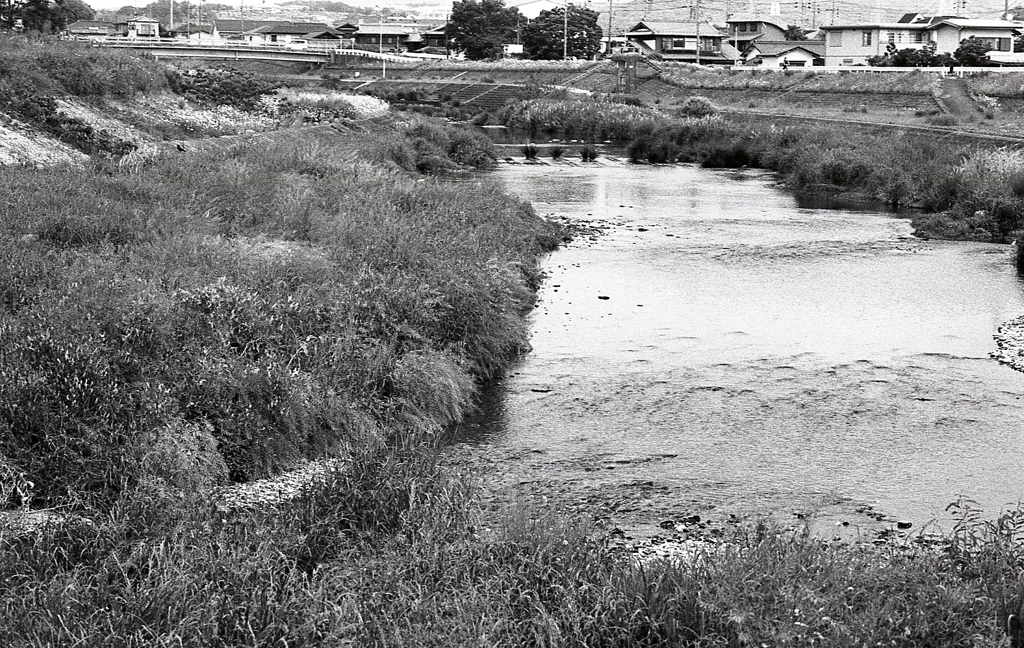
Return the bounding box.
[678,95,718,118]
[167,68,279,111]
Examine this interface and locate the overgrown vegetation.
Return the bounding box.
[3,438,1024,646]
[0,120,548,508]
[0,39,161,154]
[165,67,279,111]
[7,43,1024,647]
[661,66,938,94]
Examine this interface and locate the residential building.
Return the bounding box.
[211,19,278,42]
[244,22,340,46]
[169,22,218,43]
[67,20,116,39]
[351,23,421,52]
[624,20,739,64]
[114,16,160,39]
[420,25,448,50]
[725,14,789,52]
[820,15,1021,66]
[742,40,825,67]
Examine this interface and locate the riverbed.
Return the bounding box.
[450,159,1024,542]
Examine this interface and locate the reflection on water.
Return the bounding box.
[453,161,1024,527]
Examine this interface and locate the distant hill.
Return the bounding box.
[278,1,371,12]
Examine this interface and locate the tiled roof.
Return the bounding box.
[249,22,336,35]
[626,21,725,37]
[748,40,825,57]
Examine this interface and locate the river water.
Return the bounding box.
[454,159,1024,537]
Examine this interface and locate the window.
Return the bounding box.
[1000,37,1011,51]
[862,31,872,46]
[738,23,747,32]
[911,31,925,43]
[887,31,895,43]
[827,31,844,47]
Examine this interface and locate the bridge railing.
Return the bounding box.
[89,37,417,62]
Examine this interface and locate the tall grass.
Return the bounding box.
[664,66,938,94]
[499,97,671,141]
[0,37,167,99]
[0,122,557,506]
[3,455,1019,647]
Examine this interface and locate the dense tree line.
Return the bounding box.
[1,0,94,32]
[447,0,601,60]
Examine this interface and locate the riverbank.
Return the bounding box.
[5,41,1024,646]
[499,97,1024,244]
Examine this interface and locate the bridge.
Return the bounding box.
[96,38,418,65]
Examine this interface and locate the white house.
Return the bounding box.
[820,14,1021,66]
[115,16,160,39]
[742,40,825,67]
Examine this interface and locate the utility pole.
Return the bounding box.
[379,7,387,78]
[198,0,202,42]
[607,0,613,54]
[169,0,173,34]
[695,0,701,65]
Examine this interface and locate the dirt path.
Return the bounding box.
[935,76,982,122]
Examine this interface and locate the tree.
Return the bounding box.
[868,41,953,67]
[448,0,523,60]
[521,3,601,60]
[954,36,993,66]
[51,0,95,30]
[20,0,50,31]
[0,0,26,30]
[783,24,807,41]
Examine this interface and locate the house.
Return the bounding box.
[420,24,448,49]
[742,40,825,67]
[67,20,116,39]
[244,22,340,46]
[114,16,161,39]
[169,22,218,43]
[352,23,420,52]
[624,20,739,64]
[211,19,278,43]
[820,15,1021,66]
[725,14,790,52]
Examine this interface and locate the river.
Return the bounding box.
[451,158,1024,541]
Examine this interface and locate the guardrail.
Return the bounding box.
[88,37,417,62]
[727,64,1024,73]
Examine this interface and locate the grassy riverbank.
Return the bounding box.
[5,42,1024,646]
[500,97,1024,243]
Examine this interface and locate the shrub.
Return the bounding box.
[167,68,279,111]
[678,95,718,118]
[549,144,563,160]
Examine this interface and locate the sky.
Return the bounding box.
[84,0,1017,25]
